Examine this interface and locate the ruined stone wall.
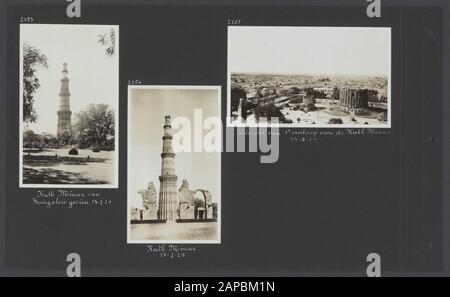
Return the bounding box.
[179,179,195,219]
[204,190,214,219]
[142,206,157,220]
[130,208,140,221]
[138,182,158,220]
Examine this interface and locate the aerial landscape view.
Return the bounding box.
[230,73,389,127]
[228,26,391,127]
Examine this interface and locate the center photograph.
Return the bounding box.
[127,86,221,244]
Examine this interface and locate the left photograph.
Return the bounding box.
[19,24,119,188]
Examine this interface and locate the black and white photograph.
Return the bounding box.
[19,24,119,187]
[127,86,221,244]
[2,0,449,281]
[227,26,391,128]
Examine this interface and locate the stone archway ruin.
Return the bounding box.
[193,189,209,220]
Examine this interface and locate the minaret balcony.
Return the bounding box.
[161,152,175,158]
[159,175,178,182]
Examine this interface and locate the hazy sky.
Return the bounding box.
[128,87,221,209]
[21,24,118,135]
[228,26,391,76]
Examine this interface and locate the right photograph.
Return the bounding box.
[227,26,391,128]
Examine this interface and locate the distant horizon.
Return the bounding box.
[231,72,388,79]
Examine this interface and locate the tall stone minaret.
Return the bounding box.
[57,63,72,139]
[157,115,178,222]
[237,98,243,123]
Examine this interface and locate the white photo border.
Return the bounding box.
[18,24,120,189]
[226,26,392,129]
[127,85,222,244]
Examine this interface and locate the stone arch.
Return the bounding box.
[193,189,209,220]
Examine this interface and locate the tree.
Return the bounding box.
[98,28,116,58]
[332,87,340,100]
[73,104,115,150]
[23,43,48,124]
[254,103,286,123]
[230,84,247,112]
[305,88,326,98]
[49,137,59,147]
[367,89,379,102]
[23,129,44,153]
[287,86,300,95]
[58,130,75,146]
[23,129,36,150]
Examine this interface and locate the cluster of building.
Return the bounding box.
[130,116,216,223]
[313,87,334,97]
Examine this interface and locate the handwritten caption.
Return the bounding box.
[31,190,112,209]
[146,244,197,259]
[285,128,391,143]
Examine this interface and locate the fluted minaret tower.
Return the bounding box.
[57,63,72,139]
[157,115,179,222]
